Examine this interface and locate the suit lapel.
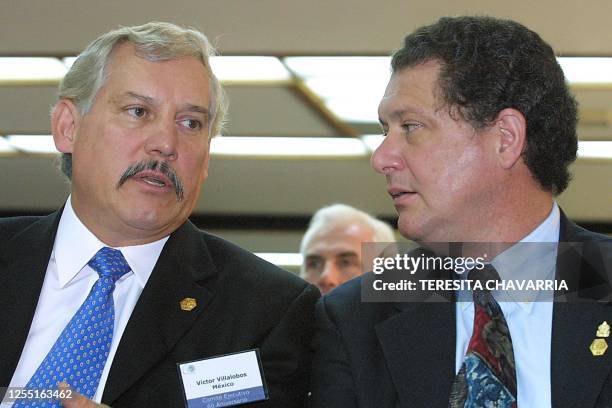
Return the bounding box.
[0,211,61,386]
[376,301,456,408]
[551,213,612,407]
[102,221,218,404]
[551,302,612,408]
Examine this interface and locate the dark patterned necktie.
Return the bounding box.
[449,264,517,408]
[15,247,131,407]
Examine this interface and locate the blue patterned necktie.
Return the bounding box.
[15,247,131,407]
[449,265,517,408]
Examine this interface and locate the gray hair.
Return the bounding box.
[58,21,227,179]
[299,203,395,257]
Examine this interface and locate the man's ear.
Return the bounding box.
[51,99,80,154]
[494,108,527,169]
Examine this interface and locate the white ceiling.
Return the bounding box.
[3,0,612,56]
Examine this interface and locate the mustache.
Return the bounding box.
[117,160,184,201]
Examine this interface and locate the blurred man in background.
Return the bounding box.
[300,204,395,294]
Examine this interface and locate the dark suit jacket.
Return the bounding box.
[0,210,320,407]
[309,214,612,408]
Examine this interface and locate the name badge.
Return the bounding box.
[178,349,269,408]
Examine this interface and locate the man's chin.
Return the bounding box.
[120,207,182,233]
[397,216,436,243]
[397,224,421,242]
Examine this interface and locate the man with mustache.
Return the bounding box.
[118,160,185,201]
[309,16,612,408]
[0,22,319,407]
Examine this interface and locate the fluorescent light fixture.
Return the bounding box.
[284,56,612,125]
[255,253,303,267]
[558,57,612,84]
[0,58,67,82]
[210,56,290,81]
[0,136,16,153]
[325,97,381,123]
[303,76,390,102]
[6,55,612,88]
[578,141,612,159]
[284,57,392,123]
[4,134,370,158]
[304,77,388,123]
[361,134,384,152]
[63,56,77,69]
[4,134,609,160]
[6,135,57,154]
[211,136,368,157]
[67,56,291,82]
[284,56,391,78]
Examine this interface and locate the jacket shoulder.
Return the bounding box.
[560,209,612,243]
[197,228,315,298]
[0,216,45,241]
[321,274,394,327]
[569,223,612,243]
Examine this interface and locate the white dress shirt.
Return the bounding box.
[455,202,560,408]
[5,198,168,404]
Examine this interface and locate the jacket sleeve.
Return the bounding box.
[258,283,321,407]
[308,296,359,408]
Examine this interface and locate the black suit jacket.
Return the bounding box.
[309,214,612,408]
[0,210,320,407]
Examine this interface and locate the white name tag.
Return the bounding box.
[178,349,268,408]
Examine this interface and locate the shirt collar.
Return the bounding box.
[519,201,561,244]
[53,197,169,288]
[459,202,561,312]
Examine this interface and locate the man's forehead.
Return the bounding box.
[96,43,211,104]
[386,61,441,91]
[305,246,361,259]
[379,62,446,121]
[104,42,145,72]
[109,43,207,77]
[317,222,373,238]
[305,249,360,258]
[307,223,374,250]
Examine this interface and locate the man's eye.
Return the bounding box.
[178,119,202,130]
[126,106,147,118]
[306,260,319,269]
[337,259,351,269]
[338,258,359,269]
[305,259,323,271]
[402,122,422,132]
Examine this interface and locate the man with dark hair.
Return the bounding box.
[309,16,611,408]
[0,22,318,408]
[390,16,577,196]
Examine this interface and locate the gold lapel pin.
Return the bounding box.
[590,338,608,356]
[180,297,197,311]
[590,321,611,356]
[597,321,610,338]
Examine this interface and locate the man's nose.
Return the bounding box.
[144,119,179,160]
[371,131,405,175]
[317,262,341,294]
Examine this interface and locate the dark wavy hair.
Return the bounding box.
[392,16,578,194]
